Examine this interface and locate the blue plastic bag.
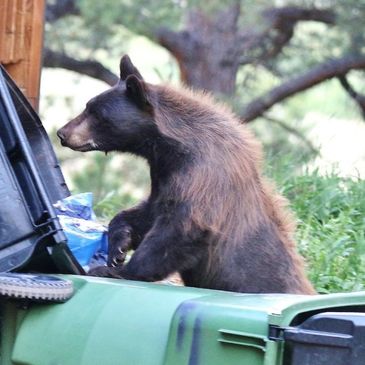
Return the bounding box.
[54,193,108,267]
[54,192,96,220]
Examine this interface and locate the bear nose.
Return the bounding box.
[57,129,66,142]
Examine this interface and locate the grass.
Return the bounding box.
[268,160,365,293]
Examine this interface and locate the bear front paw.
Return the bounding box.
[88,265,113,277]
[88,265,126,279]
[109,247,127,267]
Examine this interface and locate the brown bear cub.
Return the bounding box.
[57,55,315,294]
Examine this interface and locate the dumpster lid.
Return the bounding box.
[282,312,365,365]
[230,291,365,327]
[0,65,83,275]
[165,289,365,328]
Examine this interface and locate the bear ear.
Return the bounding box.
[120,55,143,81]
[125,74,152,111]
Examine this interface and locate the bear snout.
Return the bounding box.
[56,128,67,145]
[57,125,75,147]
[57,116,97,152]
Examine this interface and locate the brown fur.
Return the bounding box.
[152,84,315,294]
[59,55,315,294]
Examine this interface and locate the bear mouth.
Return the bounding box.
[74,145,94,152]
[63,141,98,152]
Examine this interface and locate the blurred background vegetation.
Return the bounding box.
[41,0,365,293]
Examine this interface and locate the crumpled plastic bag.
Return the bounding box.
[54,192,96,220]
[54,193,108,268]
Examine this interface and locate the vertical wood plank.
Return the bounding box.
[4,0,17,63]
[0,0,9,60]
[26,0,45,110]
[1,0,45,111]
[14,0,27,61]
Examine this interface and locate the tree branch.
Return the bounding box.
[263,115,319,155]
[337,75,365,120]
[241,55,365,122]
[262,6,335,26]
[238,7,335,65]
[43,48,119,86]
[156,28,198,60]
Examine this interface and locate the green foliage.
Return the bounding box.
[251,117,318,166]
[294,174,365,293]
[93,191,137,222]
[260,1,365,77]
[70,152,149,220]
[78,0,183,37]
[267,157,365,293]
[45,0,365,123]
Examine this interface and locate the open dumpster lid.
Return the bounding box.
[0,65,83,275]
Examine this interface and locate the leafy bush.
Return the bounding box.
[268,160,365,293]
[70,153,149,221]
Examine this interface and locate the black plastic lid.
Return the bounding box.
[284,312,365,365]
[0,65,83,275]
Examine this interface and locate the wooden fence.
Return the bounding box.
[0,0,45,111]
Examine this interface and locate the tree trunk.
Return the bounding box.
[156,5,335,96]
[157,4,241,95]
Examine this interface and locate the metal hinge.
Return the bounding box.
[268,325,289,341]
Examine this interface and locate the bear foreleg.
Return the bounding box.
[89,211,206,282]
[106,200,153,267]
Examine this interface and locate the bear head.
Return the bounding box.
[57,55,157,155]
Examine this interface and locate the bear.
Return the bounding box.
[57,55,315,294]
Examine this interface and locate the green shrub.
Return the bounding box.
[268,162,365,293]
